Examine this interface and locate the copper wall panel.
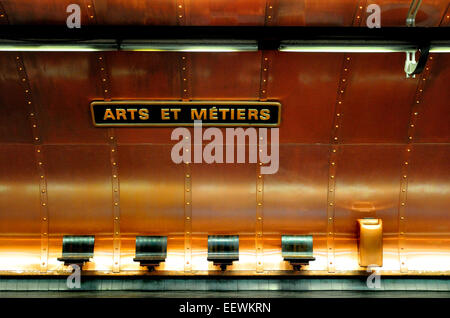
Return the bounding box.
[0,53,33,143]
[45,145,113,233]
[94,0,177,25]
[190,52,261,99]
[1,0,86,25]
[263,145,329,271]
[268,52,342,143]
[339,53,417,144]
[0,144,40,233]
[107,52,181,145]
[188,0,266,25]
[2,0,449,26]
[334,145,403,271]
[414,55,450,143]
[405,144,450,271]
[118,145,185,234]
[22,53,106,144]
[276,0,358,26]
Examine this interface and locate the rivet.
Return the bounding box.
[25,89,29,93]
[262,90,266,93]
[402,189,406,192]
[410,124,414,128]
[42,203,46,206]
[183,78,187,81]
[114,188,118,192]
[111,149,115,152]
[113,174,117,178]
[414,112,418,116]
[116,232,119,235]
[342,79,346,82]
[340,90,344,93]
[186,216,190,220]
[403,175,407,178]
[186,174,190,178]
[263,79,266,82]
[338,101,342,104]
[344,68,348,72]
[114,203,118,206]
[407,149,411,152]
[98,57,102,60]
[258,188,262,192]
[269,6,273,9]
[329,217,332,220]
[90,15,94,19]
[402,262,405,265]
[186,202,190,205]
[258,203,262,206]
[22,78,26,82]
[16,56,19,60]
[259,162,263,166]
[401,216,405,220]
[179,15,183,18]
[422,78,426,81]
[401,202,405,206]
[258,175,262,179]
[331,162,335,166]
[429,56,433,60]
[264,57,268,61]
[346,57,350,61]
[30,112,34,117]
[329,189,333,192]
[42,189,45,193]
[104,89,108,93]
[329,232,332,235]
[334,137,338,141]
[40,175,44,179]
[43,217,47,221]
[409,136,413,140]
[329,203,333,206]
[335,125,339,128]
[115,262,118,265]
[113,162,116,166]
[356,16,360,19]
[102,78,106,82]
[42,262,46,265]
[101,67,104,71]
[336,113,341,117]
[35,137,39,141]
[186,189,190,192]
[179,5,182,8]
[331,175,334,179]
[401,232,404,235]
[88,4,91,8]
[258,217,262,220]
[263,68,267,72]
[405,162,408,165]
[268,16,271,19]
[332,149,337,153]
[28,101,31,105]
[19,67,22,71]
[115,217,119,220]
[186,232,190,234]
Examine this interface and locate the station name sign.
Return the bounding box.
[90,101,281,127]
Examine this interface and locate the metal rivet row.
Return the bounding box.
[85,0,96,23]
[181,53,192,271]
[259,52,271,101]
[265,1,277,25]
[353,1,366,26]
[398,54,434,273]
[15,54,49,272]
[97,53,121,273]
[0,1,8,24]
[176,0,186,25]
[327,55,352,273]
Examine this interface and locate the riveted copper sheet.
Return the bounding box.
[2,0,448,26]
[0,31,449,275]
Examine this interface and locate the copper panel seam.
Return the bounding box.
[398,54,435,273]
[14,53,49,273]
[326,54,353,273]
[96,53,121,272]
[176,0,186,26]
[85,0,97,25]
[353,1,367,27]
[181,52,192,272]
[264,0,277,26]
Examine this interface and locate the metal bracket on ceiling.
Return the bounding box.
[404,44,430,78]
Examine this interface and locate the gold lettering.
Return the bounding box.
[116,108,127,120]
[139,108,149,120]
[230,108,235,120]
[103,108,115,120]
[219,108,229,120]
[260,109,270,121]
[191,108,207,120]
[248,109,258,120]
[161,108,170,120]
[127,109,137,120]
[237,109,245,120]
[209,107,218,120]
[171,108,181,120]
